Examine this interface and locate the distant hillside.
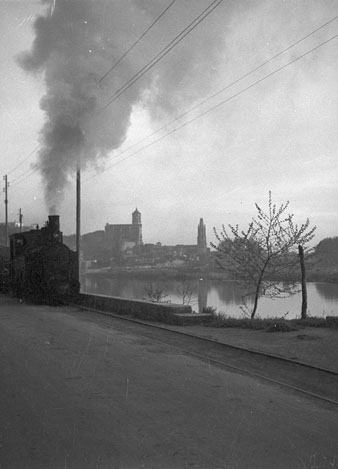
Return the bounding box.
[63,234,76,251]
[307,237,338,283]
[63,232,111,266]
[314,237,338,267]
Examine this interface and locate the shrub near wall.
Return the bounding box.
[326,316,338,328]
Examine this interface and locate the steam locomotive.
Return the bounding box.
[0,245,10,292]
[9,215,80,304]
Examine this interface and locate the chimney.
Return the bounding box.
[48,215,60,234]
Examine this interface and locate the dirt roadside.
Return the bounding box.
[2,292,338,373]
[66,296,338,374]
[2,295,338,468]
[152,322,338,373]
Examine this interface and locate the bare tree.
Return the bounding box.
[176,281,195,305]
[211,192,316,318]
[144,283,168,303]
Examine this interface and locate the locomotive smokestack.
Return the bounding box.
[48,215,60,234]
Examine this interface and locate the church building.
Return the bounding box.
[105,208,142,256]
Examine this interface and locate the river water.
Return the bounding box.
[81,275,338,319]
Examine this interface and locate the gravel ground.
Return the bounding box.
[161,323,338,373]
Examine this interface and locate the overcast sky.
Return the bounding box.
[0,0,337,246]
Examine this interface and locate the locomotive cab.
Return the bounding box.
[9,215,79,304]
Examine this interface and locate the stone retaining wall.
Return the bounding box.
[73,293,193,325]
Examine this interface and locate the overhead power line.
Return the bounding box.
[7,144,40,176]
[84,13,338,181]
[102,0,223,109]
[6,2,178,185]
[99,7,338,112]
[10,10,338,189]
[10,166,39,187]
[155,11,338,135]
[7,0,221,187]
[84,31,338,184]
[98,0,178,84]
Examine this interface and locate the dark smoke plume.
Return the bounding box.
[18,0,224,212]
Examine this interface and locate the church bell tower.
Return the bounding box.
[132,208,141,225]
[132,208,142,245]
[197,218,207,261]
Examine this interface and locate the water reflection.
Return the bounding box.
[315,282,338,301]
[81,276,338,319]
[197,279,208,312]
[214,281,246,305]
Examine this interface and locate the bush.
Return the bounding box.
[326,316,338,328]
[292,317,327,328]
[202,306,218,316]
[205,313,267,330]
[205,313,303,331]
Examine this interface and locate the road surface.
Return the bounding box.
[0,295,337,468]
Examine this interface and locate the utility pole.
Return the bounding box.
[3,175,9,246]
[76,167,81,282]
[18,208,23,232]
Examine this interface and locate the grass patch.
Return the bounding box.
[204,312,275,331]
[265,322,297,333]
[292,317,328,328]
[203,307,328,331]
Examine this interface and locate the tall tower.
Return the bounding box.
[197,218,207,260]
[132,208,141,225]
[132,208,142,244]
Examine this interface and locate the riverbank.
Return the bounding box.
[84,266,208,277]
[83,265,338,283]
[81,272,338,320]
[83,266,231,280]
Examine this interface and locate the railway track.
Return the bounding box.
[70,303,338,407]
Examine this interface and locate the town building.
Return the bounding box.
[64,209,210,267]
